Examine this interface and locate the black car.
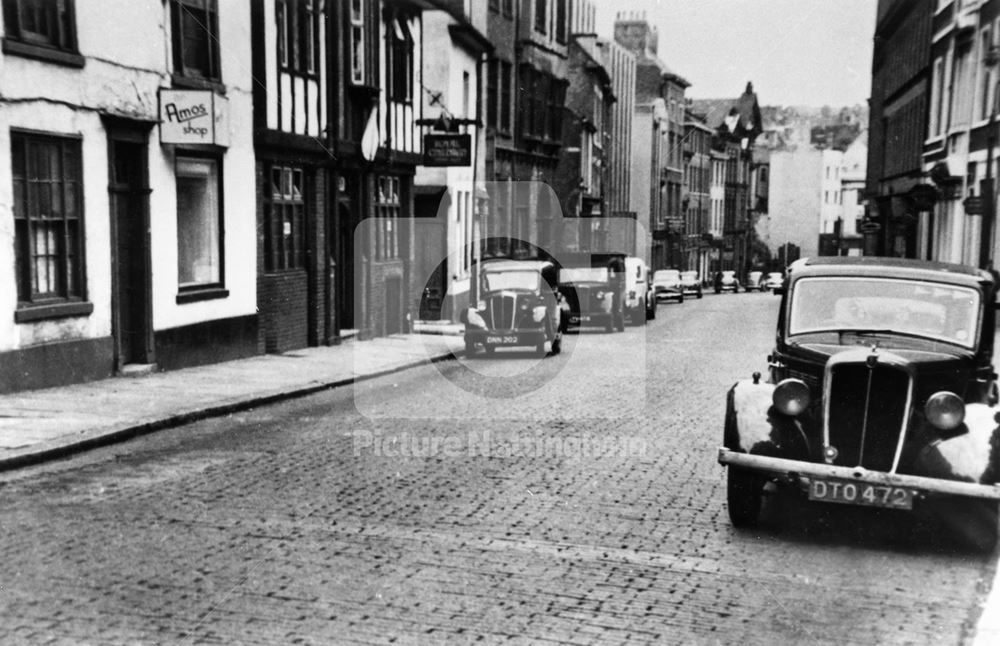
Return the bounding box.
[461,259,565,357]
[719,257,1000,549]
[558,253,626,333]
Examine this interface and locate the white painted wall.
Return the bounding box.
[768,148,823,259]
[0,0,256,354]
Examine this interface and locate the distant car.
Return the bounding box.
[680,270,703,299]
[559,253,626,333]
[652,269,684,303]
[714,270,740,294]
[624,257,656,324]
[745,271,764,292]
[719,257,1000,550]
[461,259,565,357]
[764,271,784,293]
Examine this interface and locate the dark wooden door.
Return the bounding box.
[337,202,356,330]
[109,138,151,365]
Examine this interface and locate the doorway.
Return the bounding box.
[107,126,153,367]
[337,202,356,331]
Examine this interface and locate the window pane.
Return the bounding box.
[176,157,220,286]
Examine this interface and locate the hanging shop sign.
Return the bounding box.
[423,134,472,166]
[159,90,230,147]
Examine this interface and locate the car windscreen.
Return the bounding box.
[560,268,609,283]
[483,270,540,292]
[788,276,981,349]
[653,271,680,283]
[681,271,698,281]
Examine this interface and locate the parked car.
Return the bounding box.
[680,270,703,299]
[744,271,764,292]
[461,259,565,357]
[714,270,740,293]
[624,257,656,324]
[558,253,626,333]
[652,269,684,303]
[764,271,784,293]
[719,256,1000,550]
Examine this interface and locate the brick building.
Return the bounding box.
[553,31,614,252]
[329,0,426,338]
[251,0,334,352]
[485,0,572,256]
[614,12,689,270]
[866,0,934,259]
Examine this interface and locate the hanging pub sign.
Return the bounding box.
[423,133,472,166]
[158,89,230,147]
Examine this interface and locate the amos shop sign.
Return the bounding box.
[159,90,229,146]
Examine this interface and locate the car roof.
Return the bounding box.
[789,256,993,288]
[481,259,552,272]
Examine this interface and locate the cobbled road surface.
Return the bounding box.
[0,293,996,645]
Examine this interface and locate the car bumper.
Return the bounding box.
[465,329,546,347]
[717,448,1000,501]
[655,291,683,301]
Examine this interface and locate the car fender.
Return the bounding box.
[913,403,1000,485]
[725,379,811,459]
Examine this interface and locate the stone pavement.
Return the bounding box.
[0,333,465,471]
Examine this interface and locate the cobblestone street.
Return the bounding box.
[0,293,996,645]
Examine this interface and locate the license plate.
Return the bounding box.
[569,315,591,324]
[808,478,913,510]
[485,335,518,345]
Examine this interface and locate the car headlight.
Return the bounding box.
[925,391,965,431]
[595,291,606,300]
[465,309,487,329]
[532,306,547,322]
[477,300,487,310]
[773,378,810,416]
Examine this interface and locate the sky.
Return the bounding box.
[594,0,876,107]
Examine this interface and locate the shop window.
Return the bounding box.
[374,176,400,261]
[2,0,81,65]
[11,130,85,306]
[176,156,222,289]
[265,165,306,272]
[170,0,220,82]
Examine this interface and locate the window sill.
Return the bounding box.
[15,300,93,323]
[176,287,229,304]
[171,73,225,94]
[2,38,84,68]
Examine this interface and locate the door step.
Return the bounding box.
[120,363,158,378]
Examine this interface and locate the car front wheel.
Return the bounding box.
[727,467,764,527]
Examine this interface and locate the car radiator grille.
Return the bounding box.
[827,363,910,472]
[488,294,516,330]
[574,286,591,313]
